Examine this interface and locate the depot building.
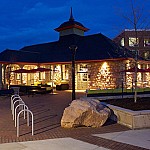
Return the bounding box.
[0,10,150,90]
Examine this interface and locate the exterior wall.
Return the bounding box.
[1,59,150,90]
[60,28,84,36]
[89,61,126,89]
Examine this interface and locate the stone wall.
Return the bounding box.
[89,60,127,89]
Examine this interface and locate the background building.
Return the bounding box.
[113,29,150,60]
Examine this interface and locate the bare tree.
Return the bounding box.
[115,0,150,103]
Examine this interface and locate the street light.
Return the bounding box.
[69,45,78,100]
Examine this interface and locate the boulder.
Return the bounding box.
[61,98,110,128]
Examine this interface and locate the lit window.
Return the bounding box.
[121,38,124,46]
[62,65,69,80]
[129,37,139,47]
[144,51,149,59]
[144,39,150,47]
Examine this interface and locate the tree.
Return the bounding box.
[115,0,150,103]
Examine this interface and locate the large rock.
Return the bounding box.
[61,99,110,128]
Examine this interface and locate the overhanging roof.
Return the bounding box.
[0,33,137,64]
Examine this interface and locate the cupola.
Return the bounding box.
[54,8,89,37]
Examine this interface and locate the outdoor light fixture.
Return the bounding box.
[69,45,78,100]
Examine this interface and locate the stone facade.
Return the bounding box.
[2,58,150,90]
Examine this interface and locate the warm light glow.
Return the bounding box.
[54,65,62,85]
[95,62,113,89]
[101,62,108,70]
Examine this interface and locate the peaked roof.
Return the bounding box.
[55,8,89,32]
[0,33,136,64]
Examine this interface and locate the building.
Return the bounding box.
[113,29,150,60]
[0,10,150,90]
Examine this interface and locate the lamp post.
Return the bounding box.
[69,45,78,100]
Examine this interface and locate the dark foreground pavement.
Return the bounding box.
[0,91,148,150]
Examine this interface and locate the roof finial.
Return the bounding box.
[69,7,74,21]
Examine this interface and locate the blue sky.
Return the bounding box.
[0,0,150,52]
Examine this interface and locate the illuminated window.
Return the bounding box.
[78,64,88,82]
[129,37,139,47]
[79,64,88,72]
[121,38,124,46]
[39,72,45,80]
[144,39,150,47]
[144,51,150,59]
[62,65,69,80]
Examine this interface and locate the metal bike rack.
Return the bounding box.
[14,104,29,127]
[11,94,20,110]
[11,96,22,112]
[12,99,24,120]
[17,109,34,137]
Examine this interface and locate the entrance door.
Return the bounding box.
[77,64,89,90]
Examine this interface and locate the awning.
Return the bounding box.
[29,67,51,73]
[12,68,51,73]
[12,69,32,73]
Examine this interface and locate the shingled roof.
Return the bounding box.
[54,8,89,32]
[0,33,135,64]
[0,49,39,63]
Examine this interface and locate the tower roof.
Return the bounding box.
[55,8,89,32]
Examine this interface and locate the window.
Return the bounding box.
[144,39,150,47]
[129,37,139,47]
[121,38,124,46]
[79,64,88,72]
[78,64,88,82]
[62,65,69,80]
[144,51,150,59]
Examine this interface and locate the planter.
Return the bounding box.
[108,104,150,129]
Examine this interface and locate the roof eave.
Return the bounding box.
[55,24,89,32]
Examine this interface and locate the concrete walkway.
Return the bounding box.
[0,138,109,150]
[0,129,149,150]
[0,91,149,150]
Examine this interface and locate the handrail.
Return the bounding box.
[14,104,29,127]
[12,99,24,120]
[17,109,34,137]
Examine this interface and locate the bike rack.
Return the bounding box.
[11,94,20,110]
[14,104,29,127]
[17,109,34,137]
[12,99,24,120]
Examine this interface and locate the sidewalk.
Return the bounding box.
[0,129,149,150]
[0,91,149,150]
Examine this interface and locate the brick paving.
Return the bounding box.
[0,91,148,150]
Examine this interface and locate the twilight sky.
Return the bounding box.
[0,0,150,52]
